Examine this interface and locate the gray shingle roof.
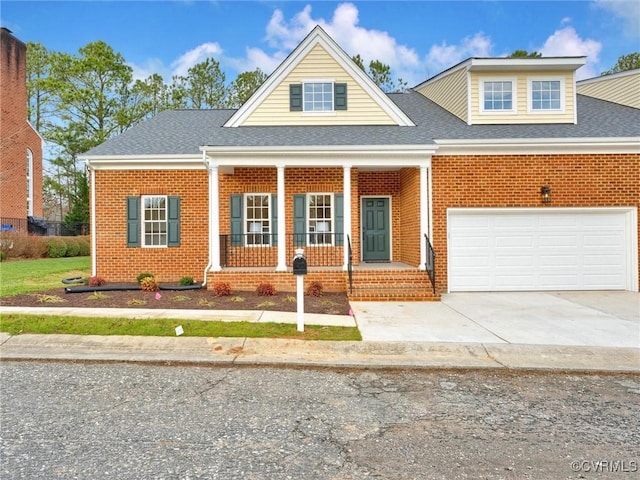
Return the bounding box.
[84,92,640,157]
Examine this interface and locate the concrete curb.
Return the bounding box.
[1,333,638,373]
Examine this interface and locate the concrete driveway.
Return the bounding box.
[351,291,640,348]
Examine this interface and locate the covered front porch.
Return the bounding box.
[201,145,438,299]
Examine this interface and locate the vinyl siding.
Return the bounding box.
[577,71,640,109]
[414,67,468,123]
[241,44,397,126]
[470,71,576,124]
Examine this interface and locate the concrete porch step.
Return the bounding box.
[347,269,438,301]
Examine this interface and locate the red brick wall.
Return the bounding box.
[0,29,43,221]
[208,269,346,293]
[398,168,421,266]
[94,169,208,282]
[432,153,640,292]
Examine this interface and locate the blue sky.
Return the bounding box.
[2,1,639,85]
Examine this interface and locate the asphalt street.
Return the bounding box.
[1,362,638,480]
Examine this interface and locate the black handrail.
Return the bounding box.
[219,233,344,268]
[425,234,436,294]
[347,235,353,294]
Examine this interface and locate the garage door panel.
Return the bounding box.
[449,210,629,291]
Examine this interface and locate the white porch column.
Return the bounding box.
[419,163,429,270]
[276,164,287,271]
[209,162,222,272]
[87,163,97,277]
[343,164,352,270]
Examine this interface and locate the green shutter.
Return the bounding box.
[290,84,302,111]
[271,194,278,246]
[126,196,140,247]
[167,196,180,247]
[335,193,344,246]
[334,83,347,110]
[293,194,306,246]
[230,194,243,246]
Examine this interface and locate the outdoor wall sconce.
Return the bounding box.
[540,185,552,204]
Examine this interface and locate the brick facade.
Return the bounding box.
[431,153,640,293]
[94,169,208,282]
[0,28,43,222]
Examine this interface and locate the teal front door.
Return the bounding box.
[362,198,390,262]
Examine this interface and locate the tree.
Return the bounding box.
[26,42,55,131]
[601,53,640,75]
[226,68,268,108]
[509,50,542,58]
[172,58,227,109]
[351,55,407,93]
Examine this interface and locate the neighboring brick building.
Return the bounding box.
[82,26,639,298]
[0,27,44,231]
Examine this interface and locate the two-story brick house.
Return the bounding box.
[0,28,44,233]
[82,26,639,299]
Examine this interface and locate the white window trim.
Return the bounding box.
[479,77,518,114]
[244,193,271,247]
[141,194,168,248]
[303,79,335,114]
[26,149,33,217]
[307,192,334,247]
[527,76,565,114]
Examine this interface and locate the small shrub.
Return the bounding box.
[35,294,66,304]
[211,281,231,297]
[179,276,195,286]
[127,298,147,306]
[306,281,324,297]
[256,282,276,296]
[22,235,48,258]
[198,298,215,307]
[136,272,154,283]
[229,295,245,302]
[64,238,81,257]
[87,276,107,287]
[140,276,160,292]
[0,251,4,262]
[257,300,276,309]
[87,292,108,300]
[46,237,67,258]
[283,295,297,303]
[77,237,90,256]
[172,295,191,302]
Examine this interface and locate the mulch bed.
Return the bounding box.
[0,285,352,316]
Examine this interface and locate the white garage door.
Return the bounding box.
[448,209,632,291]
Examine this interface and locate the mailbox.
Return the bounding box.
[292,248,307,275]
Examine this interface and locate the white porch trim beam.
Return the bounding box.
[343,165,352,270]
[276,165,287,271]
[419,163,429,271]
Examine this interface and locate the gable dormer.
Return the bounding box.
[225,26,414,127]
[414,57,586,125]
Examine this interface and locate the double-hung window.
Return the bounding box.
[481,80,515,112]
[308,194,333,245]
[289,82,347,112]
[127,195,180,248]
[530,79,562,112]
[143,195,167,247]
[245,194,271,246]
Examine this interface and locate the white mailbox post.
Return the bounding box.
[292,248,307,332]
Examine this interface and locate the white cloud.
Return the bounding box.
[595,0,640,37]
[538,26,602,79]
[170,42,224,78]
[425,33,493,75]
[128,58,169,82]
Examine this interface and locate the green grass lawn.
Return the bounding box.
[0,314,362,341]
[0,256,90,297]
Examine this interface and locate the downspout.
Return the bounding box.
[86,160,97,277]
[201,150,213,288]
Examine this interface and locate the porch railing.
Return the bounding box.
[347,235,353,294]
[424,234,436,294]
[220,233,345,268]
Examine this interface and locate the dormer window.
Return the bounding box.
[480,79,516,113]
[529,78,564,112]
[290,82,347,112]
